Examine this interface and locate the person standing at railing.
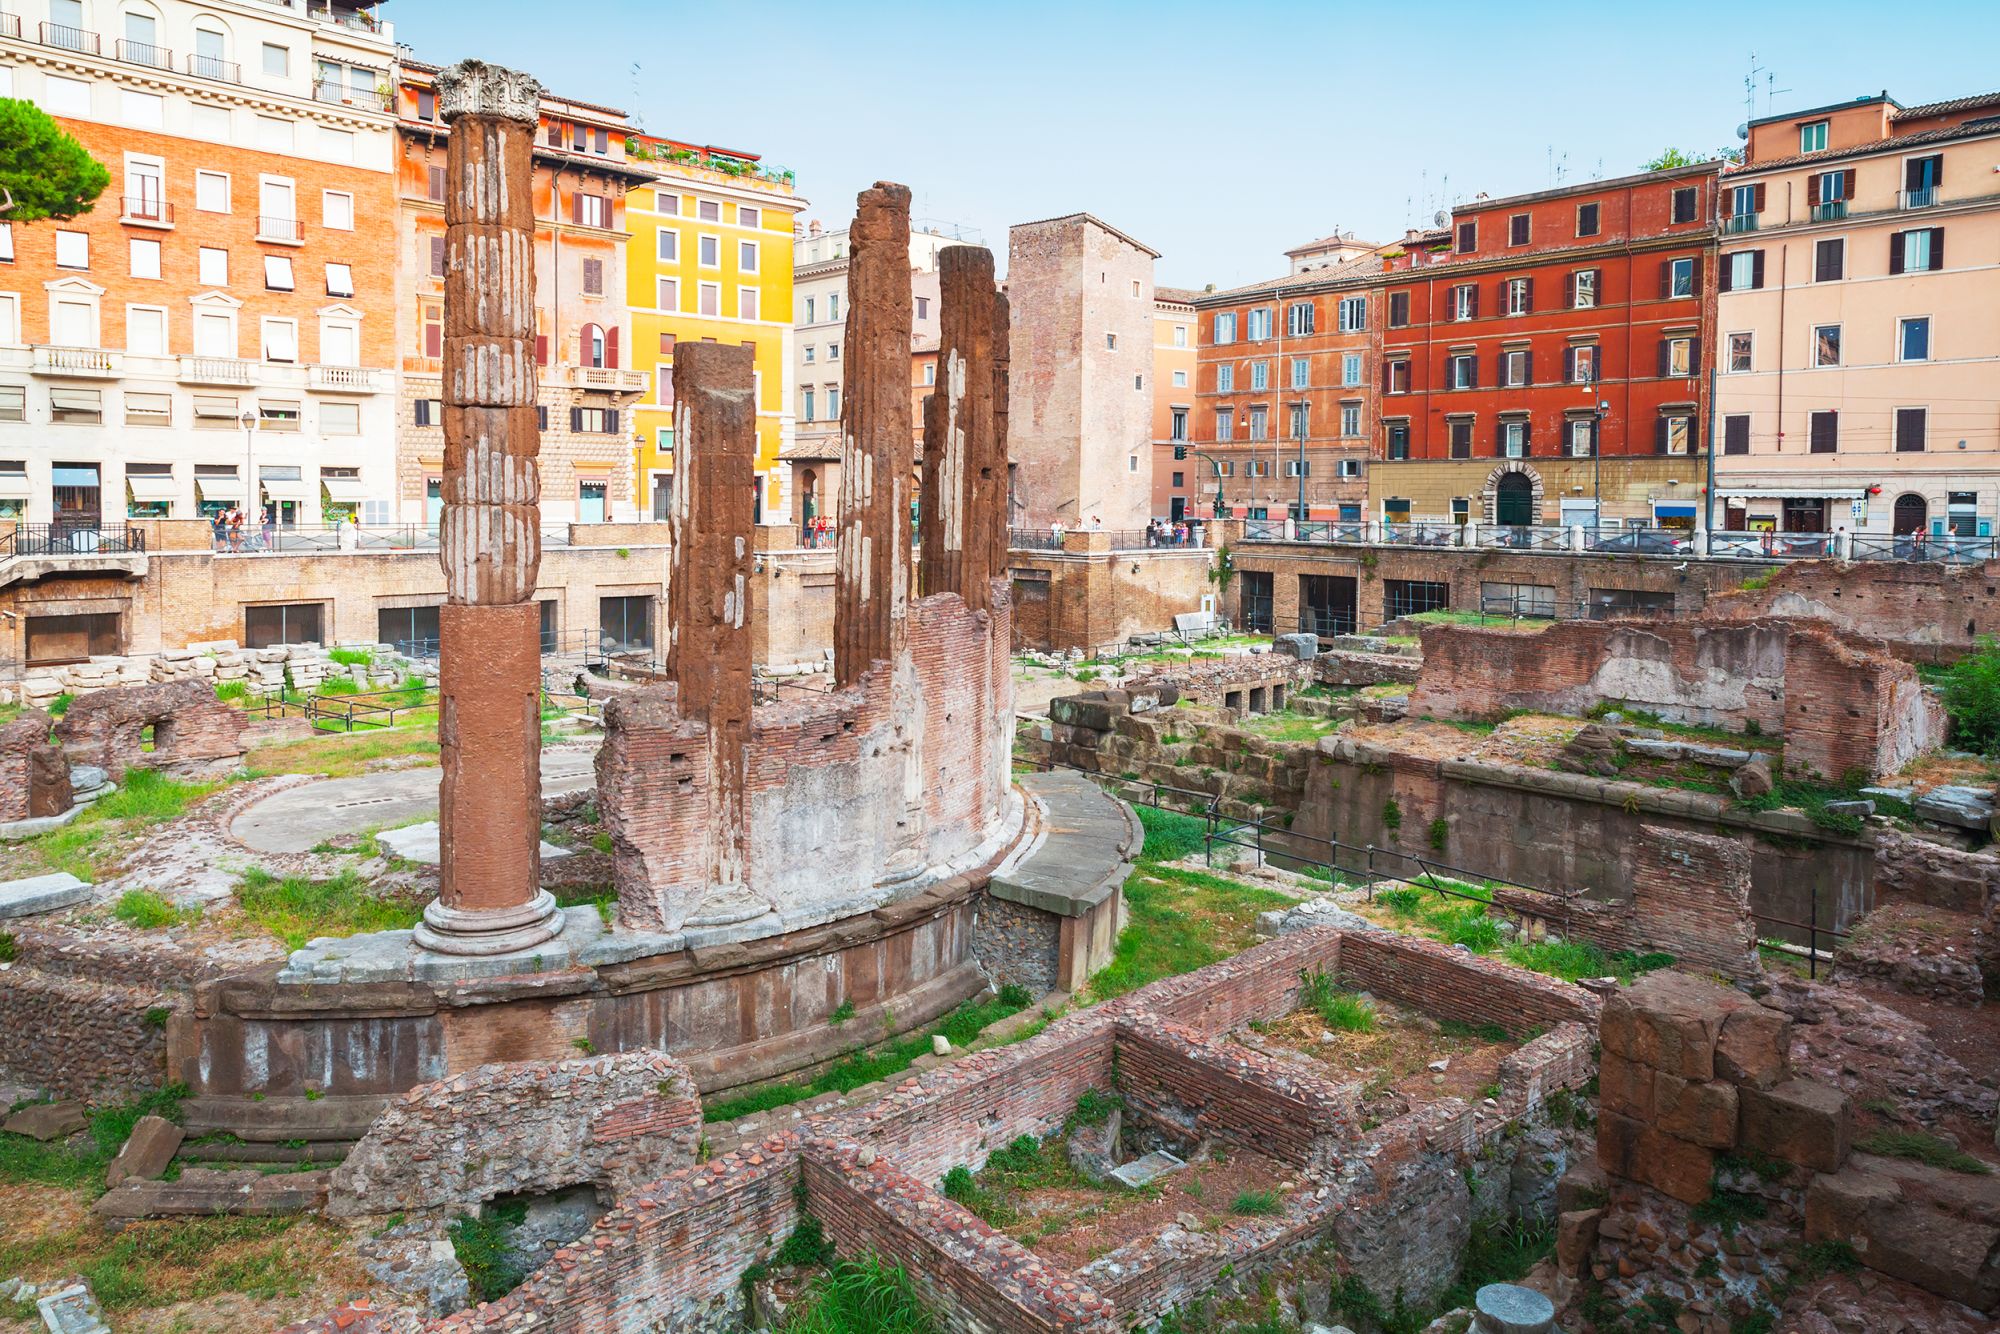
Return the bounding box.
[259,506,276,553]
[211,511,227,552]
[226,507,244,553]
[338,515,359,552]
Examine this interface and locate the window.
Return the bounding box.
[572,407,620,434]
[1727,332,1752,373]
[1337,296,1366,332]
[1341,353,1361,387]
[739,205,760,229]
[1213,311,1236,344]
[1508,213,1530,246]
[826,387,839,417]
[193,311,234,358]
[1729,183,1761,222]
[1247,406,1267,440]
[199,247,228,287]
[656,276,679,311]
[193,395,239,428]
[574,194,610,229]
[1565,345,1598,383]
[1246,308,1272,341]
[262,319,298,363]
[1899,316,1931,362]
[1659,413,1693,455]
[1340,403,1361,438]
[245,604,323,650]
[1576,202,1600,237]
[1894,407,1926,453]
[697,199,720,222]
[1106,332,1118,350]
[1216,364,1234,392]
[1386,421,1410,459]
[51,298,94,347]
[1172,368,1187,387]
[698,234,720,267]
[827,294,839,320]
[26,613,120,665]
[803,343,816,365]
[1724,250,1762,291]
[1386,360,1410,394]
[739,287,759,321]
[428,236,446,279]
[581,323,607,368]
[1800,121,1828,154]
[50,388,102,424]
[426,166,446,202]
[196,171,230,214]
[124,392,170,426]
[1502,277,1532,315]
[1567,418,1597,457]
[1170,408,1187,442]
[1285,301,1314,336]
[1448,352,1477,389]
[0,222,11,262]
[263,255,294,291]
[1455,220,1476,253]
[1450,284,1478,321]
[261,42,289,77]
[1661,334,1695,377]
[126,306,166,355]
[1291,357,1310,389]
[740,239,759,272]
[1448,419,1473,457]
[1890,227,1944,274]
[582,258,604,296]
[1723,415,1750,455]
[1500,347,1530,387]
[129,238,161,280]
[1665,256,1695,298]
[827,341,839,360]
[258,400,300,431]
[802,388,815,422]
[1500,419,1528,458]
[699,283,720,317]
[377,606,441,656]
[1387,291,1410,328]
[322,190,353,231]
[1215,408,1233,441]
[325,263,354,298]
[1812,325,1840,367]
[1813,238,1844,282]
[1288,405,1308,440]
[1173,324,1187,347]
[1249,361,1267,390]
[1808,410,1838,454]
[922,361,936,387]
[0,294,14,345]
[321,320,358,367]
[55,231,88,270]
[420,305,441,359]
[1671,186,1699,224]
[322,401,360,435]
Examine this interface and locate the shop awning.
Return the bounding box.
[0,473,31,500]
[1653,503,1698,518]
[1720,489,1864,502]
[126,473,178,502]
[319,475,369,503]
[194,473,242,502]
[260,477,313,502]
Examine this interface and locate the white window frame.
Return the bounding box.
[325,263,355,298]
[738,205,760,229]
[190,298,240,359]
[198,247,228,287]
[129,237,162,280]
[1573,270,1597,309]
[1897,315,1932,364]
[738,239,759,273]
[656,228,678,263]
[698,282,720,317]
[125,303,169,356]
[1669,257,1695,298]
[656,276,679,312]
[698,234,721,269]
[1726,332,1753,374]
[49,285,102,349]
[196,170,231,214]
[55,231,90,271]
[318,313,361,367]
[0,292,19,347]
[1812,324,1841,368]
[261,316,299,364]
[1171,368,1187,387]
[1213,311,1236,344]
[1340,403,1362,438]
[263,254,295,292]
[738,287,759,321]
[322,190,353,231]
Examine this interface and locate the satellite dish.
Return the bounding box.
[1432,209,1450,228]
[1736,123,1749,141]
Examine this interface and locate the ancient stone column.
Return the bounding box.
[414,60,564,957]
[834,182,914,687]
[665,342,756,908]
[988,290,1012,577]
[917,388,947,597]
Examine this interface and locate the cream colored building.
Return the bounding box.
[1715,90,2000,542]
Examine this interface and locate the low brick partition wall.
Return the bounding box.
[0,708,71,822]
[802,1144,1121,1334]
[1315,648,1422,687]
[1078,1184,1342,1318]
[1112,1016,1360,1169]
[1704,556,2000,664]
[1127,654,1313,712]
[53,678,249,780]
[1337,929,1600,1037]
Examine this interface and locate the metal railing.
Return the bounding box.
[1,525,147,558]
[1583,526,1692,555]
[1007,528,1063,551]
[313,80,391,109]
[257,216,303,244]
[1707,530,1832,559]
[121,196,173,224]
[1299,608,1357,637]
[115,37,172,67]
[1380,521,1458,547]
[1477,524,1566,551]
[1104,529,1156,550]
[1900,187,1938,210]
[1809,201,1848,223]
[186,53,240,83]
[1242,595,1273,634]
[40,21,98,52]
[1849,533,1996,564]
[1751,904,1850,981]
[214,523,576,554]
[1723,213,1760,234]
[1243,519,1286,541]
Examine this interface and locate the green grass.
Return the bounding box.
[111,889,200,931]
[1497,938,1677,984]
[214,680,249,702]
[1300,968,1376,1032]
[0,1086,187,1190]
[1939,635,2000,756]
[18,769,218,880]
[1237,712,1341,743]
[940,1133,1116,1228]
[449,1199,530,1303]
[781,1253,938,1334]
[48,692,74,718]
[316,677,362,697]
[1857,1129,1991,1174]
[1735,777,1870,836]
[236,866,425,949]
[327,647,374,667]
[1087,864,1291,999]
[1230,1189,1283,1216]
[1132,803,1210,862]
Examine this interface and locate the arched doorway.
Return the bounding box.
[1892,493,1927,535]
[1496,472,1534,527]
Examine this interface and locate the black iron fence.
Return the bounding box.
[2,525,147,557]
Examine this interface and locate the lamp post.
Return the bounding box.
[240,409,256,537]
[1593,396,1610,538]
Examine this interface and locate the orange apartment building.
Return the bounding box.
[392,61,650,525]
[0,0,400,528]
[1148,285,1197,520]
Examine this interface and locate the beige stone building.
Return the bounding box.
[1715,90,2000,543]
[1006,213,1158,533]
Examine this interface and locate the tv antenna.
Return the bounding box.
[1744,54,1790,127]
[629,63,644,129]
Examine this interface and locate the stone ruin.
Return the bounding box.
[595,181,1016,934]
[51,677,247,782]
[0,709,72,822]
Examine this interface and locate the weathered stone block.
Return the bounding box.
[106,1114,184,1188]
[1714,1003,1792,1090]
[1653,1071,1738,1149]
[1556,1207,1602,1277]
[1598,1110,1714,1204]
[3,1099,86,1141]
[1597,1050,1654,1121]
[1739,1077,1851,1173]
[1806,1160,2000,1311]
[1601,971,1736,1080]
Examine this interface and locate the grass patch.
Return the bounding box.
[551,885,617,927]
[111,888,200,931]
[237,866,425,950]
[1499,938,1675,985]
[327,647,374,667]
[1237,711,1341,743]
[243,729,441,781]
[1691,1188,1768,1234]
[316,677,362,696]
[782,1253,938,1334]
[449,1199,529,1303]
[1735,777,1869,836]
[1087,864,1291,999]
[15,768,218,880]
[940,1133,1114,1229]
[1230,1189,1283,1216]
[214,679,250,702]
[1857,1129,1991,1174]
[1300,968,1376,1032]
[1132,803,1210,862]
[1940,635,2000,756]
[0,1214,329,1314]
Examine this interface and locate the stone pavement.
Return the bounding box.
[229,748,597,854]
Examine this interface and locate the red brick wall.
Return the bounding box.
[1338,931,1600,1037]
[1113,1017,1359,1166]
[1630,823,1758,978]
[1704,558,2000,665]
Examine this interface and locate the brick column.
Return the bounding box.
[665,342,755,904]
[833,182,914,687]
[985,289,1013,592]
[414,60,564,957]
[917,387,948,597]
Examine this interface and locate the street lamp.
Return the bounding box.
[240,409,257,534]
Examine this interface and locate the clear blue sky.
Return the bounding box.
[395,0,2000,290]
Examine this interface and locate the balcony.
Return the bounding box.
[0,12,20,39]
[1901,186,1939,210]
[256,216,304,245]
[1810,201,1848,223]
[39,21,99,54]
[120,196,173,228]
[542,364,648,394]
[1723,213,1760,234]
[114,37,172,69]
[312,80,391,111]
[31,346,119,378]
[186,53,240,84]
[178,355,256,386]
[309,364,390,393]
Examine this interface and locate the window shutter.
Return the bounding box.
[1468,356,1477,389]
[1725,416,1748,454]
[1564,271,1575,305]
[536,334,549,365]
[605,410,619,435]
[414,399,429,427]
[1905,158,1922,192]
[605,326,619,369]
[1522,349,1534,384]
[1589,417,1601,453]
[1719,260,1733,294]
[1691,254,1703,293]
[1888,232,1905,275]
[424,323,441,358]
[1656,338,1670,378]
[570,407,582,433]
[429,236,445,277]
[1933,156,1944,187]
[1721,188,1734,219]
[1658,260,1671,300]
[1842,170,1856,199]
[569,194,582,225]
[1563,347,1575,381]
[1655,416,1668,454]
[1807,174,1820,207]
[1753,183,1766,212]
[1752,251,1765,289]
[1521,277,1534,313]
[1687,338,1701,376]
[1929,227,1945,269]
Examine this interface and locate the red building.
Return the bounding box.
[1372,163,1719,530]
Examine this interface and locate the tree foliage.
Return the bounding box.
[0,97,110,223]
[1644,145,1743,171]
[1941,635,2000,756]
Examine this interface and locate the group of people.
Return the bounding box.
[209,506,278,553]
[802,514,834,548]
[1143,519,1196,548]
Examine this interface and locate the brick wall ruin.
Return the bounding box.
[1705,556,2000,663]
[327,1052,701,1220]
[0,709,71,822]
[1409,617,1941,781]
[52,678,248,781]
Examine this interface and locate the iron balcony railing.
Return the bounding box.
[121,196,173,225]
[257,216,303,243]
[39,21,98,53]
[187,53,241,82]
[1007,528,1063,551]
[1476,524,1567,552]
[313,79,391,110]
[1723,213,1760,234]
[1810,201,1849,223]
[1900,186,1939,210]
[1380,521,1458,547]
[114,37,172,68]
[2,525,147,558]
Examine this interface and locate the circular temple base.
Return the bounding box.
[414,889,568,957]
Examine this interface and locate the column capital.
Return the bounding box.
[438,60,543,126]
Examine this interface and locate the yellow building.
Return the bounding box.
[624,138,803,520]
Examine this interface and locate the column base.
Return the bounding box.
[413,888,567,957]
